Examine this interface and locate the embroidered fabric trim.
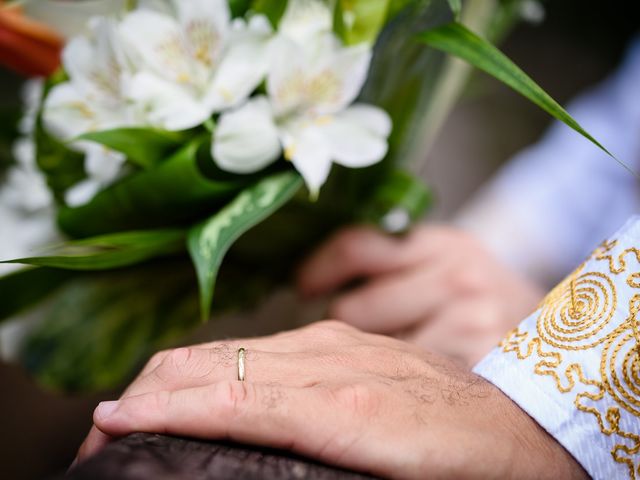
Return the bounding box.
[475,217,640,480]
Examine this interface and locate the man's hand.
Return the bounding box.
[78,322,585,479]
[297,226,545,366]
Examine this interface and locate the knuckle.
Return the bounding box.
[312,320,353,336]
[451,269,485,294]
[143,350,170,374]
[215,381,253,416]
[331,383,378,416]
[333,229,368,263]
[150,390,173,414]
[156,347,209,379]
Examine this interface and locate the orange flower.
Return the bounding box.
[0,2,62,76]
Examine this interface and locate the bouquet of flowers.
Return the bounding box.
[0,0,606,391]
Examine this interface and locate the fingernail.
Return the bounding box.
[95,401,119,420]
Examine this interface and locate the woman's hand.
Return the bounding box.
[297,225,545,366]
[78,322,584,479]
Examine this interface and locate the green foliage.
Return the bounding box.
[35,72,86,202]
[446,0,461,18]
[188,171,303,321]
[251,0,288,27]
[229,0,252,16]
[77,128,186,169]
[418,22,616,161]
[34,117,86,203]
[333,0,393,45]
[0,107,20,176]
[2,229,186,271]
[333,0,429,45]
[359,170,433,230]
[0,268,75,324]
[57,140,245,238]
[19,261,201,392]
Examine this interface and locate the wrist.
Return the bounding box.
[501,393,588,480]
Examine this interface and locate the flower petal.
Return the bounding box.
[119,10,193,84]
[213,97,281,174]
[65,179,102,207]
[44,80,131,140]
[279,0,333,44]
[127,72,211,130]
[267,36,308,116]
[43,84,101,139]
[338,104,392,137]
[311,39,372,114]
[80,142,127,183]
[282,122,333,196]
[176,0,230,79]
[205,15,273,111]
[320,106,390,168]
[63,17,126,100]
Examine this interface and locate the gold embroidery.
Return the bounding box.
[499,239,640,479]
[537,270,617,350]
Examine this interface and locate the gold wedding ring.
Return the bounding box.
[237,348,246,382]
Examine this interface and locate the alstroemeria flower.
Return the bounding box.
[42,17,132,206]
[119,0,273,131]
[213,0,391,195]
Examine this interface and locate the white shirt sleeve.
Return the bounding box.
[456,38,640,287]
[474,216,640,479]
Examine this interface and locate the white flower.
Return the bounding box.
[213,0,392,196]
[64,144,127,207]
[43,17,135,206]
[1,87,57,277]
[43,17,134,140]
[5,80,53,214]
[119,0,273,131]
[18,79,44,136]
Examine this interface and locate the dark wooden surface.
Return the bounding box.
[64,433,378,480]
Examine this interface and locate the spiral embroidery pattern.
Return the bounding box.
[498,238,640,479]
[537,271,617,350]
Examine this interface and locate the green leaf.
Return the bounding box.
[33,72,87,202]
[19,261,201,392]
[446,0,461,19]
[229,0,252,16]
[386,0,420,19]
[0,268,75,324]
[188,171,303,321]
[359,170,433,231]
[418,22,623,166]
[35,117,86,203]
[333,0,391,45]
[251,0,288,27]
[57,139,245,238]
[2,230,186,271]
[77,128,186,169]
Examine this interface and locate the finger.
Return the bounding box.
[404,297,502,368]
[297,226,433,297]
[123,348,331,398]
[123,332,316,398]
[75,426,113,465]
[328,259,457,334]
[91,382,386,476]
[122,321,367,398]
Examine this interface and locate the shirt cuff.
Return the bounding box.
[474,215,640,480]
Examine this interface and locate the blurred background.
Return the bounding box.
[0,0,637,478]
